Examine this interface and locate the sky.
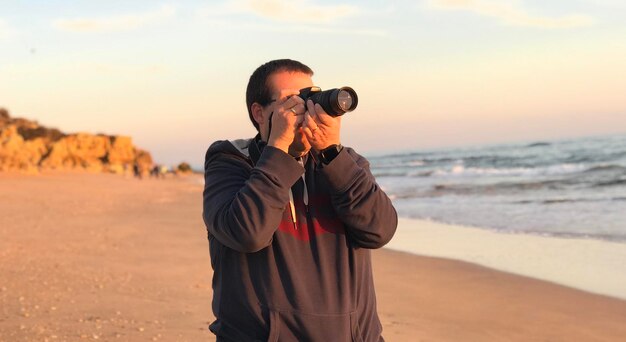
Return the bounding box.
[1,0,626,168]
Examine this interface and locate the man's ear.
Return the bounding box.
[251,103,265,126]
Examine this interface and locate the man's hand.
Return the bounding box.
[267,95,306,153]
[302,100,341,151]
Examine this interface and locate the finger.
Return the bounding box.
[314,103,336,126]
[278,99,304,117]
[280,94,304,109]
[290,102,306,115]
[302,126,314,141]
[295,113,305,126]
[306,114,320,134]
[302,112,313,129]
[306,100,320,124]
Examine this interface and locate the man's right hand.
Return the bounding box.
[267,94,306,153]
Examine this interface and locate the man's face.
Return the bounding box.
[262,71,314,157]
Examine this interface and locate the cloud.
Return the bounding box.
[200,0,358,23]
[53,5,176,32]
[0,19,19,41]
[205,19,386,37]
[285,25,385,37]
[198,0,383,36]
[427,0,593,29]
[242,0,357,23]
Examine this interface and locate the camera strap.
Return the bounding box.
[267,111,274,143]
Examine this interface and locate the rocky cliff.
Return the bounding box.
[0,108,153,173]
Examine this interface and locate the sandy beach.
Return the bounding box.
[1,172,626,341]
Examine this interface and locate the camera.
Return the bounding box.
[298,86,358,117]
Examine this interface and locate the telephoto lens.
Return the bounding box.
[299,86,358,117]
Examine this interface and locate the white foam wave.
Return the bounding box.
[432,163,586,177]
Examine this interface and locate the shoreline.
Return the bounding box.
[385,217,626,300]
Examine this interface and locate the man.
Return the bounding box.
[202,59,397,341]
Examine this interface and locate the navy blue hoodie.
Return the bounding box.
[202,137,397,341]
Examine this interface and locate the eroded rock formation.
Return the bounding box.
[0,108,153,173]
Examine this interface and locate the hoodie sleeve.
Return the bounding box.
[317,147,398,249]
[203,142,304,253]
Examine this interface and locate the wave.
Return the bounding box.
[593,179,626,187]
[425,181,554,196]
[564,151,626,164]
[373,146,625,172]
[371,159,426,169]
[408,170,434,177]
[384,175,626,199]
[513,197,626,205]
[375,163,625,180]
[526,142,551,147]
[430,164,585,178]
[542,198,578,204]
[375,134,626,246]
[583,164,626,173]
[423,176,601,196]
[509,230,626,243]
[372,171,407,178]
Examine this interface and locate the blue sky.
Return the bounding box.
[1,0,625,167]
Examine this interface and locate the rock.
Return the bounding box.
[41,134,110,171]
[0,125,45,173]
[18,125,65,142]
[107,136,136,173]
[134,149,153,174]
[108,136,134,163]
[0,109,156,173]
[176,162,193,174]
[41,133,110,172]
[0,108,9,123]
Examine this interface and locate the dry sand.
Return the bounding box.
[1,172,625,341]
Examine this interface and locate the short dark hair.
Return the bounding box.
[246,59,314,130]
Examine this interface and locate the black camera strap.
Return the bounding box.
[267,111,274,142]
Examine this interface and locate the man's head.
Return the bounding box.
[246,59,315,157]
[246,59,313,131]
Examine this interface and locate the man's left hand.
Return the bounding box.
[302,100,341,151]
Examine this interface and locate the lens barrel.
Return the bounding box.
[303,87,358,117]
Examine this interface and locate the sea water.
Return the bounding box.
[368,134,626,243]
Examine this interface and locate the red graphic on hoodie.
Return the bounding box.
[277,195,345,241]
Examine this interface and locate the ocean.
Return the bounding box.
[368,134,626,243]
